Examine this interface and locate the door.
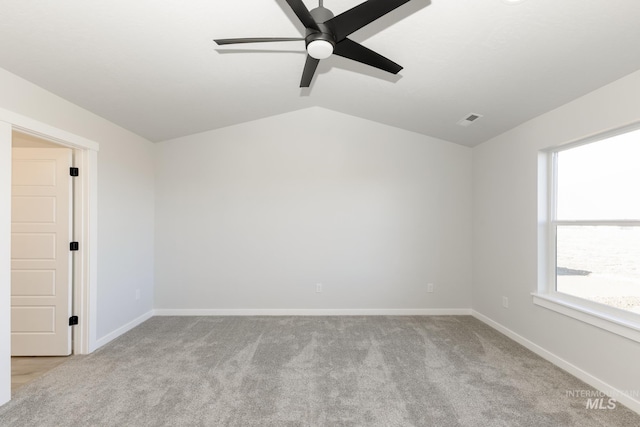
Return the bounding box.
[11,147,73,356]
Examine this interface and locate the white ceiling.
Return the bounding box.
[1,0,640,147]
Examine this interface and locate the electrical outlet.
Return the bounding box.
[502,296,509,309]
[316,283,323,293]
[427,283,434,293]
[135,289,141,300]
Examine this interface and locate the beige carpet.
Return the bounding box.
[0,316,638,426]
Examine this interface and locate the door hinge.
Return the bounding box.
[69,316,79,326]
[70,167,79,177]
[70,241,79,251]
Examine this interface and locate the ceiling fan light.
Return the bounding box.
[307,40,334,60]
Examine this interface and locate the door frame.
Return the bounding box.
[0,108,99,405]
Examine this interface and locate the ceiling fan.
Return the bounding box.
[214,0,414,87]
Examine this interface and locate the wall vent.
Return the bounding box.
[457,113,484,127]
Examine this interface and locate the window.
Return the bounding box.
[535,125,640,342]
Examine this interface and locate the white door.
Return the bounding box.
[11,147,73,356]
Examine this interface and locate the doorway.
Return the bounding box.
[10,132,76,389]
[1,116,98,407]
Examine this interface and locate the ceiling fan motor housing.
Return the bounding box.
[310,6,334,22]
[306,7,336,59]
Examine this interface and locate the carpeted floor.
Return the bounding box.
[0,316,638,426]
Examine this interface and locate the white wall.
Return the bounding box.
[155,107,472,313]
[0,67,155,344]
[473,70,640,406]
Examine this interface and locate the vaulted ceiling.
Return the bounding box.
[1,0,640,146]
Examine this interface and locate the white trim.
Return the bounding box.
[94,310,154,349]
[554,220,640,227]
[548,150,558,292]
[472,310,640,415]
[537,150,554,294]
[72,148,99,354]
[0,122,12,407]
[86,150,99,353]
[154,308,472,316]
[532,293,640,343]
[0,107,99,152]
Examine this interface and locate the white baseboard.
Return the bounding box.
[154,308,472,316]
[93,310,154,351]
[472,310,640,415]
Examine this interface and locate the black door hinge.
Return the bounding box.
[70,167,79,177]
[70,242,79,251]
[69,316,79,326]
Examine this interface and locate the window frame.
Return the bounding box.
[534,123,640,343]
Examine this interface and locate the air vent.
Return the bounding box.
[457,113,484,127]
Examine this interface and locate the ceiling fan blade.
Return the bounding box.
[214,37,304,45]
[333,38,402,74]
[300,55,320,88]
[285,0,321,32]
[326,0,412,42]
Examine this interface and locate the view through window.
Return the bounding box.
[554,128,640,315]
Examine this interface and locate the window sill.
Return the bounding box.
[532,293,640,343]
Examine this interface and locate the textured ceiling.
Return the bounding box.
[1,0,640,146]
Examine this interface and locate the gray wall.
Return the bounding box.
[154,108,473,312]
